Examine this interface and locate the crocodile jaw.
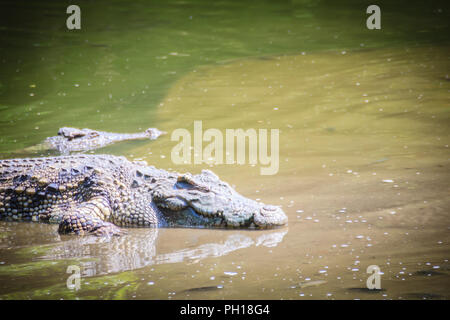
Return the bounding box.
[156,200,287,229]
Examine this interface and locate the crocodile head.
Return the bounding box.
[151,169,288,229]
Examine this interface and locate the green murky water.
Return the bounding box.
[0,0,449,299]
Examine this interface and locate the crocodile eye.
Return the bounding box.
[88,132,100,138]
[176,173,211,192]
[175,181,194,190]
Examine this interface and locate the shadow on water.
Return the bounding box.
[403,292,444,300]
[347,287,386,294]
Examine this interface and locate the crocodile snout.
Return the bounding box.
[254,205,288,228]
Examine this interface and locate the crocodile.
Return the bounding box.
[0,155,287,236]
[29,127,165,154]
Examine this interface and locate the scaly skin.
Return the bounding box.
[35,127,165,154]
[0,155,287,236]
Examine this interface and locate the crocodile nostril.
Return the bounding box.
[260,205,279,216]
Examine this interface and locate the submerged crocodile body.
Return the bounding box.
[32,127,165,154]
[0,155,287,236]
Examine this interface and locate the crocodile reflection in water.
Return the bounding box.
[36,228,287,276]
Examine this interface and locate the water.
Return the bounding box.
[0,0,449,299]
